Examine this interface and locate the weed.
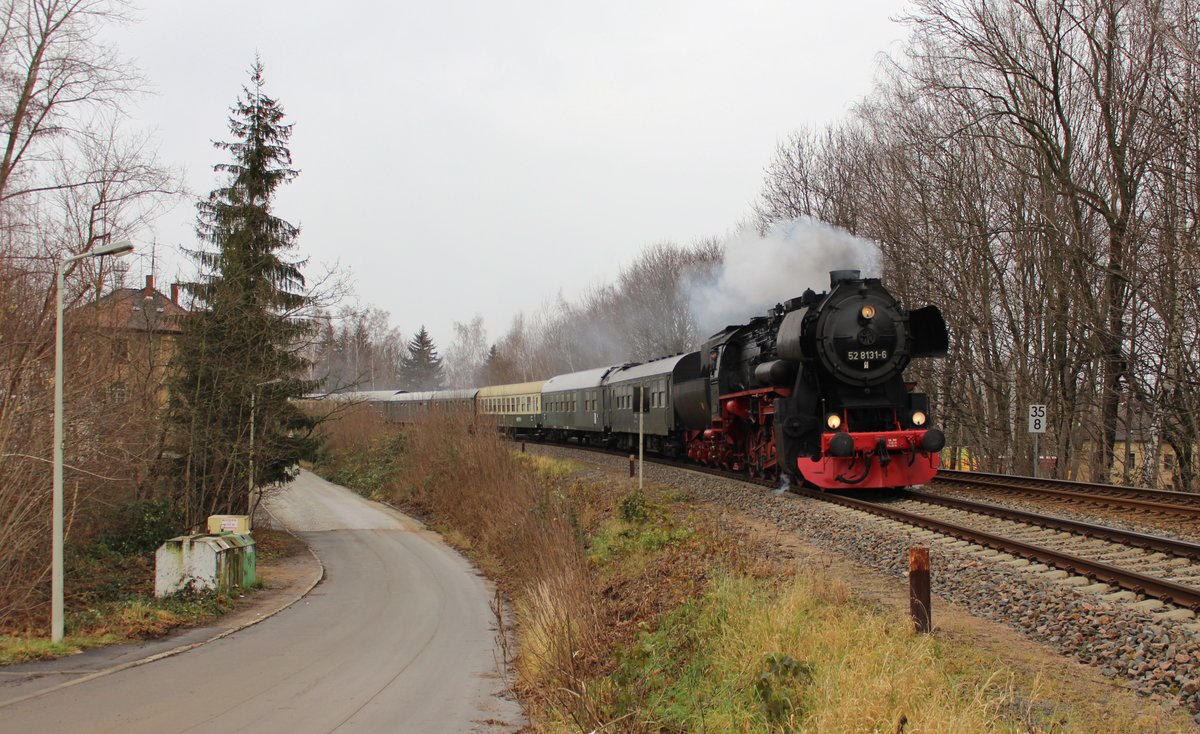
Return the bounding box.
[0,637,82,666]
[618,489,647,523]
[755,652,814,726]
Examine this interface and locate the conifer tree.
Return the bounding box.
[399,326,444,390]
[166,60,317,525]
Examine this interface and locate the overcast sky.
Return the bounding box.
[109,0,911,347]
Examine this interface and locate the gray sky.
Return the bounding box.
[111,0,911,347]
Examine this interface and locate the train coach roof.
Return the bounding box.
[606,353,694,384]
[390,389,477,402]
[427,386,472,398]
[390,390,436,402]
[543,365,628,393]
[477,381,546,397]
[432,388,479,401]
[317,389,403,402]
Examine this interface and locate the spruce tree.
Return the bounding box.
[400,326,444,390]
[166,60,317,526]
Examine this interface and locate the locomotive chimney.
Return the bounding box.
[830,269,861,287]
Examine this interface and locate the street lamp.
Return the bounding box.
[53,239,134,642]
[248,378,283,529]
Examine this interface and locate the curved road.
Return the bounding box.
[0,471,523,733]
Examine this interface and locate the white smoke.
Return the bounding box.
[690,218,882,336]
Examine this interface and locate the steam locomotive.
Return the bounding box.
[677,269,948,489]
[334,270,949,490]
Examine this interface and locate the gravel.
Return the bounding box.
[535,444,1200,717]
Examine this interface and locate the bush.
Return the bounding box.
[93,497,180,556]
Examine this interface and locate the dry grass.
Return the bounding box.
[690,572,1015,732]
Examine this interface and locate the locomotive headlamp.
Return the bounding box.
[825,413,842,430]
[911,410,927,426]
[860,305,876,320]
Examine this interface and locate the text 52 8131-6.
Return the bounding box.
[847,350,888,362]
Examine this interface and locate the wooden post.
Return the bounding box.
[521,441,526,453]
[629,454,636,478]
[909,546,931,634]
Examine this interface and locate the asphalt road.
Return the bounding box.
[0,471,523,733]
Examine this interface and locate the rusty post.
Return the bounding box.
[629,454,636,478]
[909,546,931,633]
[521,441,526,453]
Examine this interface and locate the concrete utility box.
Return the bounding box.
[155,533,257,598]
[207,514,251,534]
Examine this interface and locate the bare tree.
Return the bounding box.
[442,315,488,388]
[0,0,182,627]
[906,0,1164,473]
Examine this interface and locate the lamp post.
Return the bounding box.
[53,239,134,642]
[248,378,283,528]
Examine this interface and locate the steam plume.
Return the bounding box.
[690,218,882,336]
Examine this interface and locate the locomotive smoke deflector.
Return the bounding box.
[908,305,950,358]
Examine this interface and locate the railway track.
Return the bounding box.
[932,469,1200,521]
[523,439,1200,612]
[809,487,1200,611]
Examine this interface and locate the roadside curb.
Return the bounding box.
[0,510,324,710]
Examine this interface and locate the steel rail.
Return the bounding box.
[900,489,1200,559]
[791,486,1200,611]
[936,469,1200,513]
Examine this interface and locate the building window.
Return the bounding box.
[111,337,129,362]
[107,381,128,404]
